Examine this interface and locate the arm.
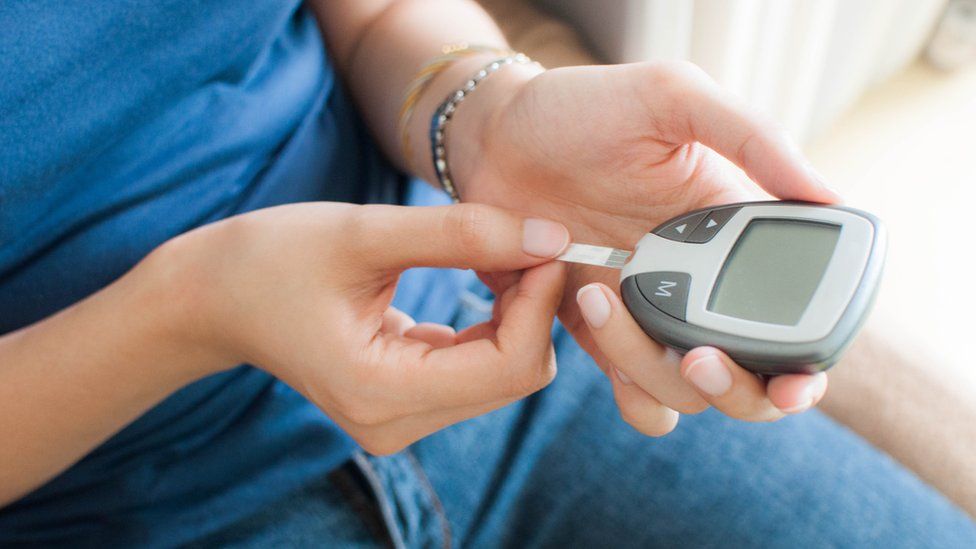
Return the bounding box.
[0,203,568,507]
[0,249,226,505]
[307,0,530,183]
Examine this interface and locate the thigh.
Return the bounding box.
[184,464,391,548]
[411,287,976,549]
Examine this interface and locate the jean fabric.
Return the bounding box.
[196,180,976,548]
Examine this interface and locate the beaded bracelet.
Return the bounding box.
[429,53,538,202]
[397,43,513,174]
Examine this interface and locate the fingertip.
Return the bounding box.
[612,379,681,437]
[576,283,612,330]
[680,346,725,375]
[381,307,417,336]
[404,323,457,349]
[800,174,845,205]
[680,347,734,398]
[767,372,828,414]
[522,218,571,258]
[522,260,568,301]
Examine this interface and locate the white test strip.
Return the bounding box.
[557,243,632,269]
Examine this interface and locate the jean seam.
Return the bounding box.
[404,448,453,549]
[353,451,410,549]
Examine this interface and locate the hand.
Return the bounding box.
[159,202,570,454]
[453,60,836,434]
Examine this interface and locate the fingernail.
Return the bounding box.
[522,218,570,258]
[576,284,611,329]
[615,368,634,385]
[779,372,828,414]
[684,354,732,397]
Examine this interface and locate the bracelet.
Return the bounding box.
[429,53,538,202]
[397,43,513,173]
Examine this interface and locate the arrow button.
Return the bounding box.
[653,211,708,242]
[687,207,742,243]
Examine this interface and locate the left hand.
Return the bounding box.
[451,60,838,435]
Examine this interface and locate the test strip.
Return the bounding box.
[557,243,632,269]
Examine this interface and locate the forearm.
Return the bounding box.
[0,246,226,506]
[308,0,537,183]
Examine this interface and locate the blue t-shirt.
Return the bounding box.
[0,2,400,545]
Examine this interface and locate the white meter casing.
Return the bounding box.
[620,202,886,374]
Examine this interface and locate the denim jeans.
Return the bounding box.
[195,183,976,548]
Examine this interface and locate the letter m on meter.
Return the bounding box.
[655,280,677,297]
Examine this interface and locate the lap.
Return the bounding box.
[407,276,976,548]
[191,269,974,548]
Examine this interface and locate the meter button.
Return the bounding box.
[653,211,708,242]
[635,271,691,321]
[686,207,741,243]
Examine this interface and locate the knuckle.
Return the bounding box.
[339,206,373,252]
[645,59,709,90]
[673,399,711,415]
[448,204,496,258]
[539,358,558,388]
[723,401,782,423]
[733,128,764,168]
[507,366,556,397]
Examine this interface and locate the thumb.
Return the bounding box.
[351,203,570,272]
[648,63,841,203]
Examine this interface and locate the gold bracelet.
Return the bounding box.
[397,43,513,174]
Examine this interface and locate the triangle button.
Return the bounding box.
[654,211,709,242]
[686,207,742,243]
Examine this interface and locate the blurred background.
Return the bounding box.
[482,0,976,516]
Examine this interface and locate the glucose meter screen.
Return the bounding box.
[708,219,841,325]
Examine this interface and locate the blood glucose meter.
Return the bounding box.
[618,201,886,375]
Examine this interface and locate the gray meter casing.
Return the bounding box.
[620,201,886,375]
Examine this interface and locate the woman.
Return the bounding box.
[1,1,973,546]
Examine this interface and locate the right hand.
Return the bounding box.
[151,202,569,455]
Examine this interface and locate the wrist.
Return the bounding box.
[447,59,541,196]
[133,235,239,381]
[408,52,541,190]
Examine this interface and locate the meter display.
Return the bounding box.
[708,220,840,326]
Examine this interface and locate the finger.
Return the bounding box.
[610,367,681,437]
[346,393,520,456]
[380,307,417,336]
[476,270,522,297]
[492,275,522,322]
[576,283,708,414]
[398,261,566,409]
[352,204,569,272]
[679,347,785,422]
[766,372,829,414]
[649,62,840,203]
[403,323,457,349]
